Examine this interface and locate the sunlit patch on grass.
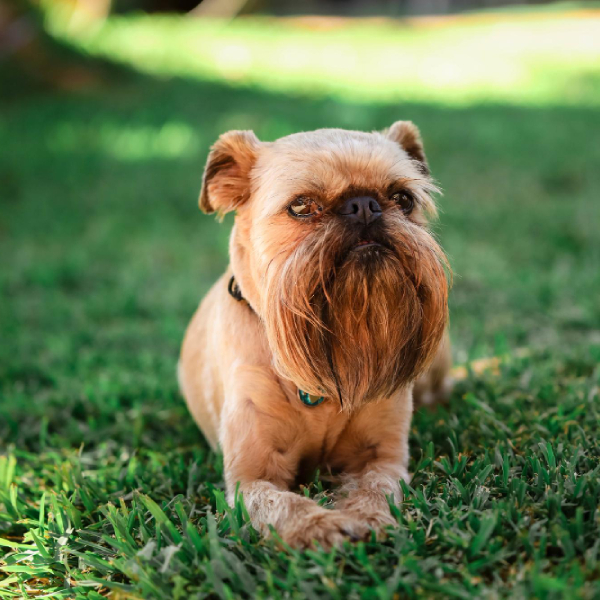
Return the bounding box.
[42,8,600,107]
[47,121,200,160]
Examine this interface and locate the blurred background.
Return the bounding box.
[1,0,599,445]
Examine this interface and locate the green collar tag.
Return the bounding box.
[298,389,325,406]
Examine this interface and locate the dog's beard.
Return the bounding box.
[262,214,449,411]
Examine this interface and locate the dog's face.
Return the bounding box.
[199,123,449,410]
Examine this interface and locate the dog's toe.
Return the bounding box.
[279,509,369,550]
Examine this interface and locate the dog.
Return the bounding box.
[179,122,452,549]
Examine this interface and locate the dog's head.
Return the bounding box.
[199,123,449,410]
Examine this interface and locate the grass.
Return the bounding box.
[43,4,600,107]
[1,7,600,598]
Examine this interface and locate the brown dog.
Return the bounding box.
[179,122,452,549]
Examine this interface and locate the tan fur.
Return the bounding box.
[180,122,452,549]
[413,330,453,407]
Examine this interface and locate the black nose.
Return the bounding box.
[337,196,382,225]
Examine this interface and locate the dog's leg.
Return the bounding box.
[240,481,370,549]
[220,366,369,549]
[413,330,453,407]
[330,388,413,537]
[334,467,404,535]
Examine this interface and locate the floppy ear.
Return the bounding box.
[199,130,260,215]
[385,120,429,175]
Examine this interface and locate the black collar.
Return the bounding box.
[228,275,255,313]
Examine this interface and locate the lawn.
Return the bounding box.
[1,7,600,599]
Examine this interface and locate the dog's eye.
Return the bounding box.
[288,197,323,218]
[391,191,415,215]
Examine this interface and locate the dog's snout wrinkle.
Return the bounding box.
[338,196,382,226]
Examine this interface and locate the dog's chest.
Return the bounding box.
[293,402,349,483]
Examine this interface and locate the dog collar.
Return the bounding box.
[228,276,325,407]
[228,275,255,312]
[298,389,325,406]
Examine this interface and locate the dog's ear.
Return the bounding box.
[199,130,260,215]
[385,121,429,175]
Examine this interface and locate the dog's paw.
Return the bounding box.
[278,509,369,550]
[352,509,396,538]
[334,487,400,540]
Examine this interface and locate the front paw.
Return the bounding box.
[278,509,370,550]
[337,503,397,539]
[354,509,397,537]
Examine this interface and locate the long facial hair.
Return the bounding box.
[262,213,449,411]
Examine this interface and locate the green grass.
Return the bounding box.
[44,6,600,107]
[1,9,600,598]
